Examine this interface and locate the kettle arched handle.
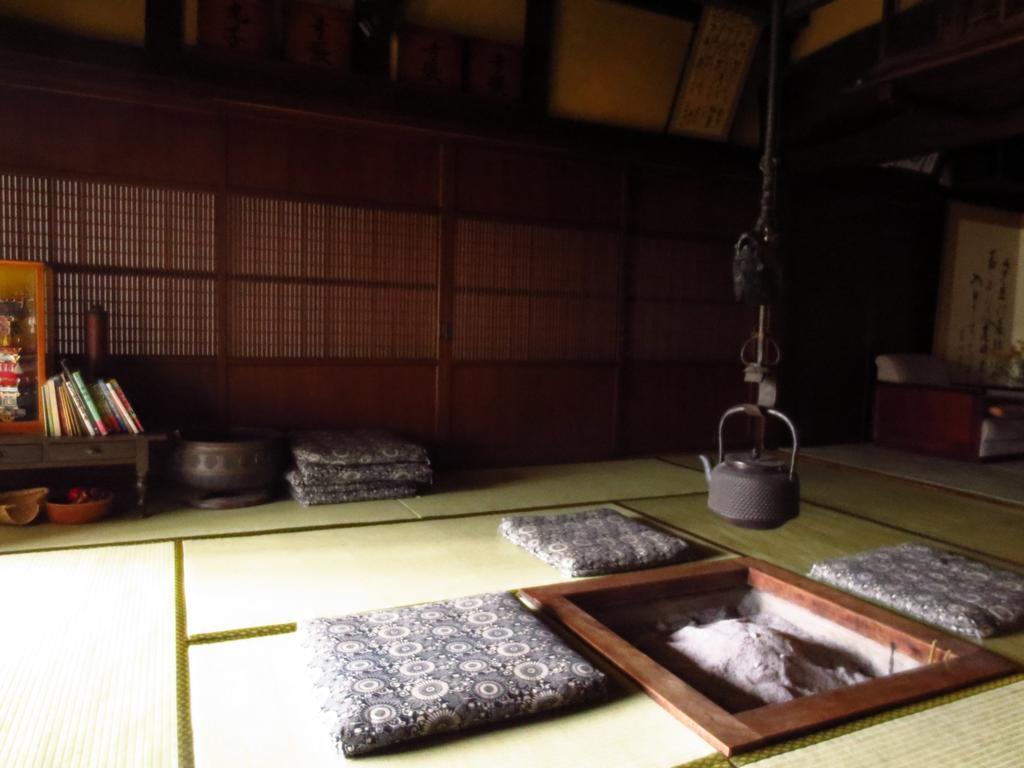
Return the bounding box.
[766,408,798,480]
[716,404,798,480]
[716,404,764,464]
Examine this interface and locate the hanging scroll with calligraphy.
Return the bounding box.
[668,6,760,142]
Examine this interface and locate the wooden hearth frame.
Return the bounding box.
[519,557,1017,756]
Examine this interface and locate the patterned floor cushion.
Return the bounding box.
[290,461,433,486]
[499,507,692,577]
[300,592,607,756]
[809,543,1024,639]
[292,430,430,468]
[288,480,417,507]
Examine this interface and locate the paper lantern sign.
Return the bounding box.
[669,6,761,141]
[285,2,352,70]
[197,0,273,55]
[466,40,523,102]
[391,26,463,90]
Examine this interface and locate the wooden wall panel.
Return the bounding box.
[226,363,437,441]
[289,123,440,208]
[226,195,439,359]
[227,116,441,206]
[455,145,621,225]
[227,115,292,192]
[57,271,217,357]
[453,219,620,361]
[0,76,786,466]
[627,235,754,362]
[0,86,221,187]
[631,165,757,237]
[104,357,220,430]
[622,362,750,455]
[1,172,219,358]
[449,364,618,466]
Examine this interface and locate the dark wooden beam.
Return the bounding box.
[608,0,831,21]
[605,0,702,21]
[523,0,555,116]
[782,0,834,18]
[144,0,183,60]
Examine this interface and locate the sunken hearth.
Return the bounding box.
[520,558,1017,756]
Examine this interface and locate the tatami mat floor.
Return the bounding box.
[801,443,1024,507]
[1,454,1022,767]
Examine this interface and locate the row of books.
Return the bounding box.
[41,360,144,437]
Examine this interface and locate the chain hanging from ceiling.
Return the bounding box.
[733,0,783,408]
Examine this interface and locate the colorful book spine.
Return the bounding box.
[94,383,128,433]
[101,380,137,435]
[89,383,122,433]
[47,379,61,437]
[57,380,79,436]
[62,362,107,436]
[59,370,95,436]
[61,381,82,436]
[42,379,53,436]
[107,379,143,434]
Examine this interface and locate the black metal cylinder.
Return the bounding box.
[85,303,108,380]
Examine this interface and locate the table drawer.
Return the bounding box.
[48,441,137,463]
[0,443,44,465]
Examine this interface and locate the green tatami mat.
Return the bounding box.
[738,679,1024,768]
[400,459,705,518]
[0,544,177,768]
[0,496,416,555]
[802,443,1024,507]
[659,453,1024,566]
[188,632,717,768]
[795,460,1024,565]
[183,504,676,636]
[628,494,938,575]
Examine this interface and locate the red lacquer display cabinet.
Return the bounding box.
[0,261,50,433]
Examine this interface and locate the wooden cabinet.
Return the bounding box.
[0,261,49,434]
[0,434,165,507]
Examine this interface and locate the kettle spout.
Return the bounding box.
[697,454,713,484]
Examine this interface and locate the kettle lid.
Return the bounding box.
[723,451,788,472]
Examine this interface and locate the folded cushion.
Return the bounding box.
[291,461,433,486]
[499,507,692,577]
[291,430,429,467]
[300,591,607,756]
[809,543,1024,639]
[289,481,417,506]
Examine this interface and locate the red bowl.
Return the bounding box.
[47,491,113,525]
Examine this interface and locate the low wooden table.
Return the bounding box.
[0,433,166,508]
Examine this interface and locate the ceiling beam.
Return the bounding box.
[782,0,834,18]
[608,0,833,21]
[523,0,555,116]
[145,0,182,61]
[604,0,703,21]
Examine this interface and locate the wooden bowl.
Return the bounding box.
[47,491,114,525]
[0,487,49,525]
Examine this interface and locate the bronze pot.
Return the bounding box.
[173,429,284,493]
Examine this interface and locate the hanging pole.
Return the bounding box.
[736,0,783,408]
[755,0,782,246]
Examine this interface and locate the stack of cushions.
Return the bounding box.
[499,507,692,577]
[287,430,432,506]
[809,543,1024,639]
[300,591,607,756]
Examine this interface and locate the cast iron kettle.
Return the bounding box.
[698,404,799,530]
